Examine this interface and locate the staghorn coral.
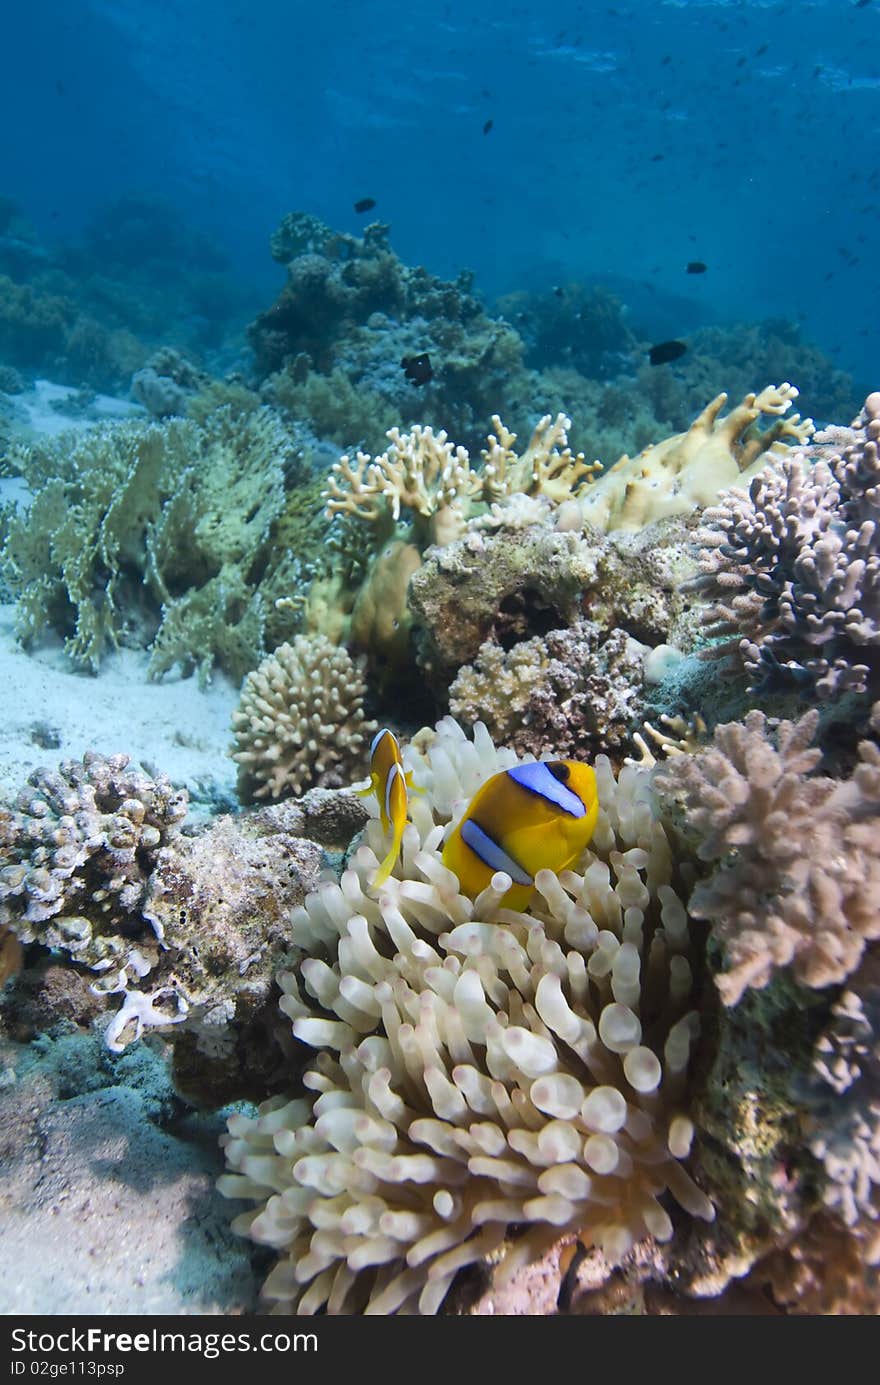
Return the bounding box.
[654,709,880,1006]
[219,718,713,1315]
[230,634,376,804]
[449,621,649,760]
[687,392,880,699]
[324,424,482,548]
[579,384,813,534]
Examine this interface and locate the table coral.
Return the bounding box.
[687,392,880,699]
[230,634,376,803]
[654,708,880,1005]
[219,718,713,1315]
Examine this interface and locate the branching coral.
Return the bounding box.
[324,414,598,550]
[480,414,601,505]
[230,635,377,803]
[324,425,482,547]
[804,949,880,1229]
[686,392,880,699]
[654,709,880,1005]
[579,384,814,534]
[219,718,713,1315]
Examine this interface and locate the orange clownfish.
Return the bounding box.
[441,759,599,911]
[360,728,413,886]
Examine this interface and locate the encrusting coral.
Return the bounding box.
[230,634,377,803]
[686,391,880,699]
[219,718,714,1315]
[449,621,649,759]
[0,751,187,992]
[654,708,880,1006]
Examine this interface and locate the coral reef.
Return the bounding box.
[1,406,299,682]
[449,621,649,759]
[687,392,880,699]
[804,949,880,1231]
[0,748,367,1097]
[131,347,210,418]
[654,708,880,1005]
[230,635,377,803]
[409,515,695,695]
[497,282,637,380]
[324,413,598,550]
[249,213,525,454]
[219,718,713,1314]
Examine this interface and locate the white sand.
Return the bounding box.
[0,604,239,805]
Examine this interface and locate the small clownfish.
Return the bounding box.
[359,728,413,886]
[441,759,599,911]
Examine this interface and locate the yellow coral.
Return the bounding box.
[580,385,814,533]
[324,425,482,546]
[480,413,601,504]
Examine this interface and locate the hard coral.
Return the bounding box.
[230,634,376,803]
[655,709,880,1005]
[688,392,880,699]
[804,948,880,1231]
[449,621,649,760]
[219,719,713,1315]
[324,413,595,550]
[0,752,187,979]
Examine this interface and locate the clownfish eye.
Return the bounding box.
[548,762,570,782]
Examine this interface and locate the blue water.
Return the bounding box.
[3,0,877,386]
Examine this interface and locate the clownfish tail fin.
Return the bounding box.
[372,821,405,888]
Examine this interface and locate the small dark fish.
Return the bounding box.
[648,339,687,366]
[353,197,376,214]
[755,42,769,56]
[483,118,494,135]
[401,353,433,386]
[553,285,564,297]
[686,260,708,274]
[856,0,871,9]
[650,152,664,161]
